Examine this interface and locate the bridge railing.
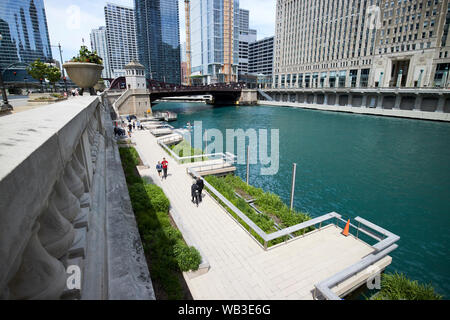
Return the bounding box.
[148,82,246,93]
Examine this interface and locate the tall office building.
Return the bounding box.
[187,0,240,84]
[0,0,52,81]
[135,0,181,84]
[90,27,112,79]
[249,36,274,77]
[273,0,450,89]
[104,3,138,78]
[238,8,257,76]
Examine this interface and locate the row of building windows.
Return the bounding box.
[274,68,372,89]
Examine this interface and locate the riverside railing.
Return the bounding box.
[314,217,400,300]
[187,165,343,250]
[157,137,236,165]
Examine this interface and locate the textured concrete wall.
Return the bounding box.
[0,95,154,300]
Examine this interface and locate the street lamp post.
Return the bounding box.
[50,43,68,92]
[0,33,13,111]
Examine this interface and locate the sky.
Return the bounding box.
[44,0,276,64]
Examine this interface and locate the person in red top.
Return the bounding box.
[161,158,168,179]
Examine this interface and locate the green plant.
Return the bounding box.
[26,59,48,92]
[371,273,442,300]
[119,147,201,299]
[173,242,202,272]
[46,66,61,92]
[204,174,314,247]
[70,45,103,65]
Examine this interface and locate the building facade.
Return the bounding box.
[273,0,450,89]
[0,0,52,82]
[188,0,240,84]
[135,0,181,85]
[90,27,112,79]
[249,36,274,87]
[238,8,257,77]
[104,3,138,79]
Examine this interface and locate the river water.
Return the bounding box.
[153,101,450,298]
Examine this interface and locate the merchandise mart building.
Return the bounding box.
[273,0,450,89]
[0,0,52,83]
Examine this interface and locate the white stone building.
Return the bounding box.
[273,0,450,89]
[125,60,146,90]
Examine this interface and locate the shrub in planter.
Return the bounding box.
[173,242,202,272]
[63,46,103,91]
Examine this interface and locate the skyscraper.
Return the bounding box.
[0,0,52,81]
[135,0,181,84]
[238,8,257,77]
[249,36,274,77]
[187,0,240,84]
[104,3,138,78]
[90,26,112,79]
[273,0,450,89]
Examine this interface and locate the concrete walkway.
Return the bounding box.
[132,130,386,300]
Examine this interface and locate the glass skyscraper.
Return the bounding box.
[188,0,240,84]
[135,0,181,85]
[0,0,52,81]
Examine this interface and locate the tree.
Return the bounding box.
[26,59,48,92]
[46,66,61,92]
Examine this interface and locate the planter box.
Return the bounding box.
[63,62,103,88]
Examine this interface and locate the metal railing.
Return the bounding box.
[157,137,236,165]
[314,216,400,300]
[187,163,346,250]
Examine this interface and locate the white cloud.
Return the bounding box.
[240,0,276,39]
[45,0,133,63]
[45,0,275,64]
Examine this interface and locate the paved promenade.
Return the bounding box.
[132,130,383,300]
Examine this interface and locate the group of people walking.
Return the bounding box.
[191,177,204,207]
[156,158,169,180]
[113,117,144,138]
[155,157,204,207]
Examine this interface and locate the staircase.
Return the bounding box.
[257,88,273,101]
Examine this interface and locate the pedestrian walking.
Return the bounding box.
[191,181,200,207]
[161,158,168,179]
[133,122,136,130]
[128,123,132,132]
[196,177,204,202]
[156,161,163,179]
[137,120,141,129]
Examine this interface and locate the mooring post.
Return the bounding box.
[246,146,250,185]
[290,163,297,211]
[204,131,207,161]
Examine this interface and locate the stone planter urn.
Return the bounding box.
[63,62,103,95]
[94,80,106,92]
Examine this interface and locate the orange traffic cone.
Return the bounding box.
[342,219,350,236]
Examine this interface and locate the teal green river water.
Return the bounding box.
[153,102,450,298]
